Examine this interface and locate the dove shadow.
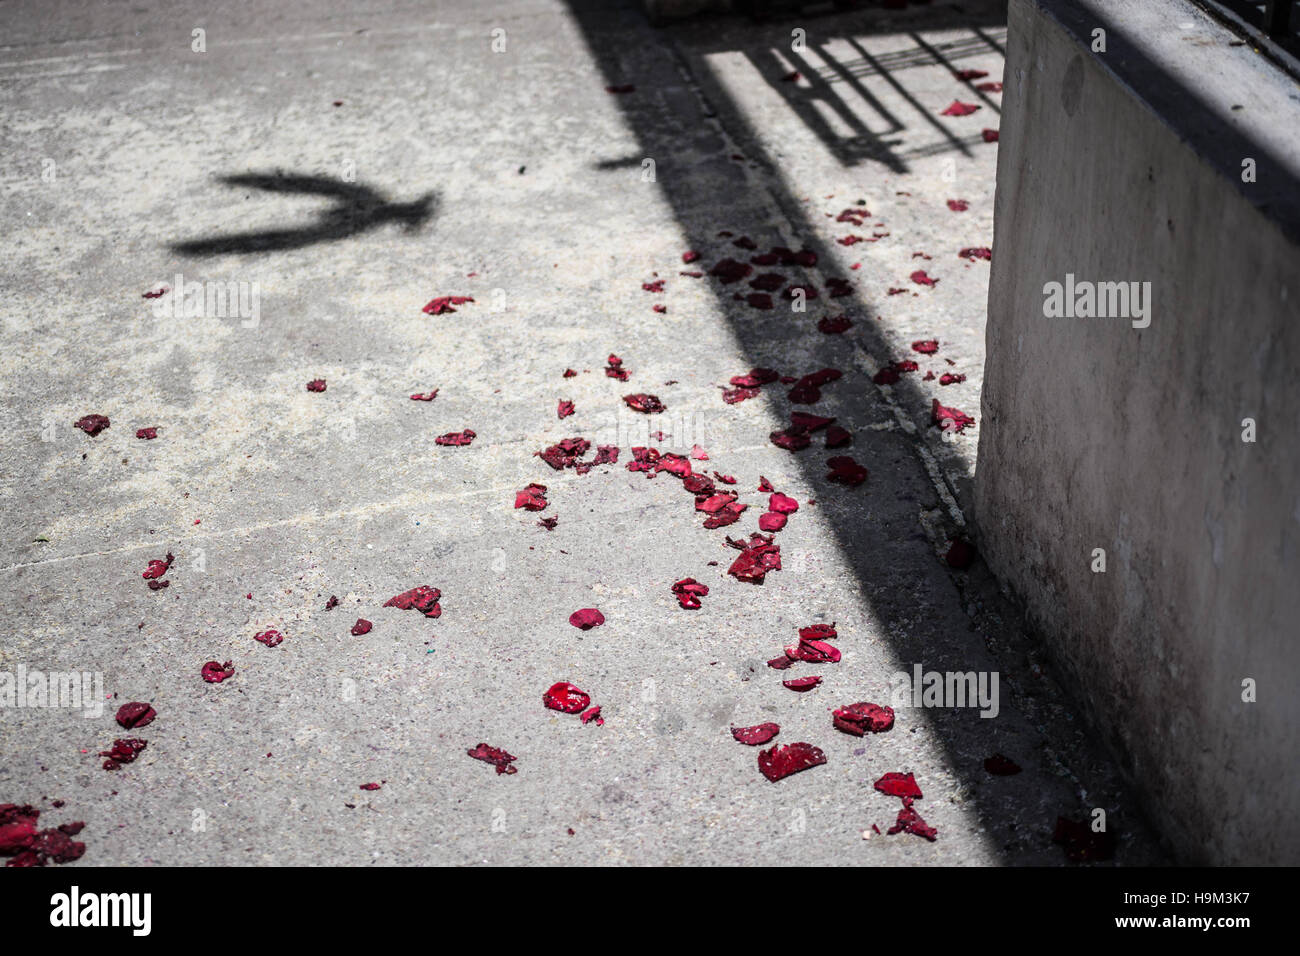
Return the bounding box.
[169,172,437,256]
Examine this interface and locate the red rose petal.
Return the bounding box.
[769,493,799,514]
[727,533,781,584]
[958,246,992,261]
[515,483,549,511]
[142,552,174,580]
[410,389,439,401]
[757,742,826,782]
[982,128,999,142]
[874,772,923,800]
[359,782,382,791]
[910,270,937,287]
[385,585,442,618]
[940,100,980,116]
[557,400,575,419]
[817,314,852,334]
[888,804,938,841]
[135,427,158,440]
[708,258,753,284]
[434,429,476,446]
[253,628,284,647]
[946,538,976,569]
[826,455,869,486]
[912,339,939,354]
[98,737,147,771]
[931,399,975,433]
[579,705,604,726]
[422,295,474,315]
[782,675,822,692]
[758,512,787,532]
[984,753,1022,775]
[832,702,894,736]
[74,414,111,437]
[671,577,709,609]
[543,681,591,713]
[731,723,780,745]
[351,618,372,635]
[623,394,665,414]
[568,608,605,630]
[200,660,235,683]
[306,379,326,392]
[946,199,969,212]
[115,702,156,730]
[467,743,518,774]
[824,425,851,448]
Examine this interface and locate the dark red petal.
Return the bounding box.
[200,660,235,683]
[115,702,156,729]
[782,675,822,692]
[543,681,591,714]
[568,608,605,630]
[253,628,284,647]
[351,618,372,635]
[874,772,923,799]
[731,723,780,745]
[984,753,1023,775]
[757,742,827,782]
[832,702,894,736]
[467,743,518,774]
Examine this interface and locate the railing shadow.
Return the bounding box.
[564,0,1164,863]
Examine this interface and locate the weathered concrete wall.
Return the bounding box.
[977,0,1300,864]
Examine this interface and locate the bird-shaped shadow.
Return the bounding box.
[169,172,436,256]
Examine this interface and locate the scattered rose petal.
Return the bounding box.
[99,738,147,771]
[826,455,869,486]
[324,595,339,610]
[135,427,158,440]
[543,681,591,713]
[410,389,439,401]
[605,84,635,94]
[982,128,999,142]
[579,705,604,726]
[538,516,558,530]
[825,425,851,448]
[932,399,975,433]
[200,660,235,683]
[422,295,474,315]
[910,270,937,287]
[74,414,110,436]
[709,258,753,284]
[782,675,822,692]
[385,586,442,618]
[984,753,1022,775]
[568,608,605,630]
[435,429,476,446]
[758,742,826,782]
[874,772,923,800]
[306,379,326,392]
[912,339,939,354]
[359,783,382,791]
[351,618,372,635]
[946,199,969,212]
[818,314,852,334]
[253,628,284,647]
[889,804,938,841]
[727,533,781,583]
[467,743,518,774]
[833,702,894,736]
[115,702,156,730]
[941,100,980,116]
[623,394,665,414]
[142,552,174,580]
[515,483,549,511]
[671,577,709,609]
[940,373,966,385]
[758,512,787,532]
[731,723,779,745]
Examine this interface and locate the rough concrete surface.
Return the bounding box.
[1,0,1164,865]
[977,0,1300,865]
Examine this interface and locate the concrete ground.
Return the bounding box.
[0,0,1165,865]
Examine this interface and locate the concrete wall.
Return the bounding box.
[977,0,1300,864]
